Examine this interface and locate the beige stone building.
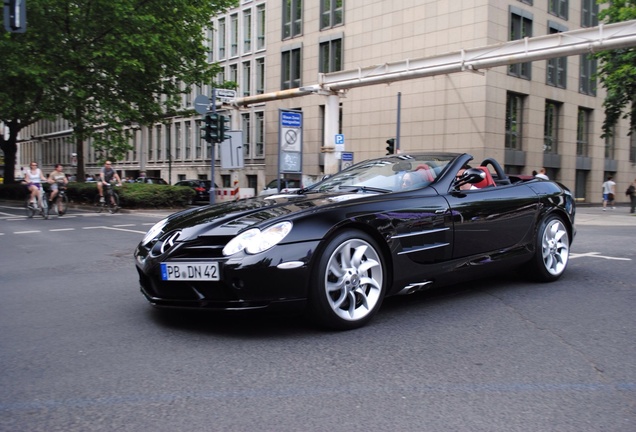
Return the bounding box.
[18,0,636,202]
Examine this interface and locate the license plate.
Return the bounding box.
[160,262,220,281]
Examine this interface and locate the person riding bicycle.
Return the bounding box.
[23,162,47,208]
[48,163,68,203]
[97,160,122,204]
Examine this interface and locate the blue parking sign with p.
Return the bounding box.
[335,134,345,145]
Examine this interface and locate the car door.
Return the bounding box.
[445,184,538,259]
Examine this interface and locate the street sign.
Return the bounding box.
[214,89,237,103]
[279,110,303,174]
[335,134,345,145]
[194,94,210,115]
[340,152,354,170]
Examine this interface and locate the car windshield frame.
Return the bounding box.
[308,154,456,193]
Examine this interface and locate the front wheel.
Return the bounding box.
[25,197,35,218]
[524,215,570,282]
[309,230,386,330]
[55,194,69,216]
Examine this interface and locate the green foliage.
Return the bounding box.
[595,1,636,136]
[0,0,238,180]
[0,182,195,209]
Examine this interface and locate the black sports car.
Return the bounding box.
[135,153,575,330]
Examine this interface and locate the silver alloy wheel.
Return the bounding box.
[541,218,569,276]
[323,238,383,322]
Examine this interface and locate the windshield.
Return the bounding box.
[310,154,455,193]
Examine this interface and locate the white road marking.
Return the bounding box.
[570,252,631,261]
[15,230,41,234]
[49,228,75,232]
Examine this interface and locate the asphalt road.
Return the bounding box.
[0,202,634,432]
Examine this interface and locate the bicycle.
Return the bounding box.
[94,183,120,213]
[25,187,49,219]
[49,181,69,216]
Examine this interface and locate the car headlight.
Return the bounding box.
[223,221,293,256]
[142,218,168,246]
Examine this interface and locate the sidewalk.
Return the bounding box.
[575,204,636,226]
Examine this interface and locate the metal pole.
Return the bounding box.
[396,92,401,153]
[209,91,217,204]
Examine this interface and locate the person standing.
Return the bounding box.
[626,178,636,214]
[535,168,549,180]
[602,175,616,211]
[97,161,122,203]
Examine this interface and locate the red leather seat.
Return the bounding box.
[473,166,496,188]
[415,164,435,182]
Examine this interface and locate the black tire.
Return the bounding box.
[523,215,570,282]
[56,194,69,216]
[40,197,49,220]
[108,192,120,213]
[94,194,105,213]
[309,230,386,330]
[25,197,35,218]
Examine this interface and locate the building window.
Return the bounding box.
[255,111,264,157]
[195,125,202,160]
[230,13,239,57]
[576,108,591,156]
[579,54,597,96]
[544,100,561,154]
[549,0,568,20]
[185,121,192,160]
[281,47,302,89]
[509,10,532,79]
[175,123,181,160]
[229,63,238,85]
[630,131,636,163]
[505,92,524,150]
[243,9,252,54]
[604,127,616,159]
[320,0,343,30]
[242,113,251,158]
[242,61,252,96]
[518,0,532,5]
[581,0,598,28]
[256,57,265,94]
[155,125,162,160]
[283,0,303,39]
[218,18,226,60]
[319,37,343,73]
[207,28,214,63]
[256,4,266,50]
[148,128,153,161]
[547,24,567,88]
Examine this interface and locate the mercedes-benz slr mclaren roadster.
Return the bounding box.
[135,153,575,330]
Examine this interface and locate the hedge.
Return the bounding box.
[0,182,195,209]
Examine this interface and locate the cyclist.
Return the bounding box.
[97,160,122,204]
[23,161,47,208]
[48,163,68,204]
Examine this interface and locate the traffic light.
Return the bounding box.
[202,112,219,143]
[217,114,229,142]
[385,138,395,155]
[4,0,27,33]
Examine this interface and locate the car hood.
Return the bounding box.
[158,191,381,241]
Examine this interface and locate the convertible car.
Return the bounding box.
[135,153,575,330]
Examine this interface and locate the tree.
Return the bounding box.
[595,0,636,137]
[0,0,236,183]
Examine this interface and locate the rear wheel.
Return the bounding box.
[40,196,49,220]
[309,230,386,330]
[524,215,570,282]
[108,192,120,213]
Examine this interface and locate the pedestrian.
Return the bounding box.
[602,175,616,211]
[626,178,636,214]
[535,168,549,180]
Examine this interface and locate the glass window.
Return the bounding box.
[576,108,591,156]
[175,123,181,160]
[549,0,568,20]
[242,113,251,158]
[509,12,532,79]
[505,93,524,150]
[256,57,265,94]
[579,54,597,96]
[243,9,252,53]
[255,111,264,158]
[544,100,561,154]
[283,0,303,39]
[547,26,567,88]
[242,61,251,96]
[281,47,302,89]
[321,0,343,30]
[319,38,343,73]
[218,18,226,60]
[256,4,266,50]
[185,121,192,160]
[604,127,616,159]
[581,0,598,27]
[230,14,238,57]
